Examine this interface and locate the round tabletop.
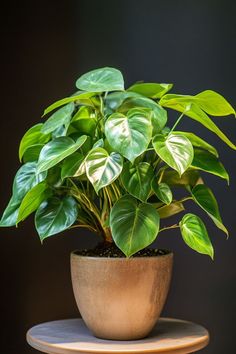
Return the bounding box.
[26,318,209,354]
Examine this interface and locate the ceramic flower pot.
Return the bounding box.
[70,250,173,340]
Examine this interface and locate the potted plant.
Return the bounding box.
[1,67,235,340]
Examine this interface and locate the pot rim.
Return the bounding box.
[71,249,173,260]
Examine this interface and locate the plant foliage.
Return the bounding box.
[1,67,235,258]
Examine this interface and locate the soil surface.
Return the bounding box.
[75,243,170,258]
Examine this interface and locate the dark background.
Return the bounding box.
[0,1,235,353]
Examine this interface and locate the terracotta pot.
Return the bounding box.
[70,250,173,340]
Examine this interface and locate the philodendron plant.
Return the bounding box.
[1,67,235,258]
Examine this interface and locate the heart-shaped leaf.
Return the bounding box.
[110,195,160,257]
[35,196,78,241]
[161,169,202,187]
[105,108,152,162]
[41,102,74,134]
[37,135,87,173]
[174,131,218,157]
[19,124,50,161]
[76,67,124,92]
[191,184,228,235]
[61,152,84,179]
[153,133,194,175]
[191,149,229,182]
[17,182,51,223]
[127,82,173,99]
[71,106,96,136]
[152,181,172,205]
[180,213,214,259]
[0,197,21,227]
[121,162,154,202]
[85,148,123,193]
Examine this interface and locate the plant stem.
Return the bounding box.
[159,224,180,233]
[169,112,185,133]
[179,196,193,203]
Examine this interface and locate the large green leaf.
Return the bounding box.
[153,133,194,175]
[71,106,96,136]
[41,102,74,134]
[195,90,235,116]
[13,162,47,201]
[17,182,51,223]
[43,91,97,116]
[161,169,202,187]
[37,135,87,173]
[110,195,160,257]
[180,213,214,259]
[105,108,152,162]
[61,152,84,179]
[121,162,154,202]
[19,124,50,161]
[22,144,44,162]
[127,82,173,98]
[152,181,172,205]
[191,149,229,182]
[191,184,228,235]
[0,197,21,227]
[174,131,218,157]
[76,67,124,92]
[85,148,123,193]
[160,95,236,149]
[156,201,184,218]
[35,196,78,241]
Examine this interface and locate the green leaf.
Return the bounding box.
[180,213,214,259]
[0,197,21,227]
[127,82,173,98]
[157,201,185,218]
[71,106,97,136]
[85,148,123,193]
[105,108,152,162]
[19,124,50,161]
[161,169,202,187]
[43,92,97,116]
[191,149,229,182]
[61,152,84,179]
[153,133,194,175]
[160,95,236,149]
[76,67,124,92]
[110,195,160,257]
[22,144,44,162]
[37,135,87,173]
[35,196,78,241]
[13,162,47,201]
[152,181,172,205]
[121,162,154,202]
[174,131,218,157]
[41,102,74,134]
[17,182,51,223]
[195,90,235,116]
[191,184,228,235]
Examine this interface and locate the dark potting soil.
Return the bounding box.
[75,243,170,258]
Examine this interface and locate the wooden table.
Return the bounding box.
[27,318,209,354]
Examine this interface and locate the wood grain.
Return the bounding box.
[26,318,209,354]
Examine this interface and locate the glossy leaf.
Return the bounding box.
[191,184,228,235]
[85,148,123,193]
[161,169,203,187]
[195,90,235,116]
[35,196,78,241]
[127,82,173,98]
[0,197,21,227]
[105,108,152,162]
[71,106,96,136]
[42,102,74,134]
[121,162,154,202]
[174,131,218,157]
[19,124,50,161]
[160,95,236,149]
[61,152,84,179]
[153,133,194,175]
[76,67,124,92]
[22,144,44,162]
[110,195,160,257]
[152,181,172,205]
[37,135,87,173]
[17,182,51,223]
[180,213,214,259]
[157,201,184,218]
[191,149,229,182]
